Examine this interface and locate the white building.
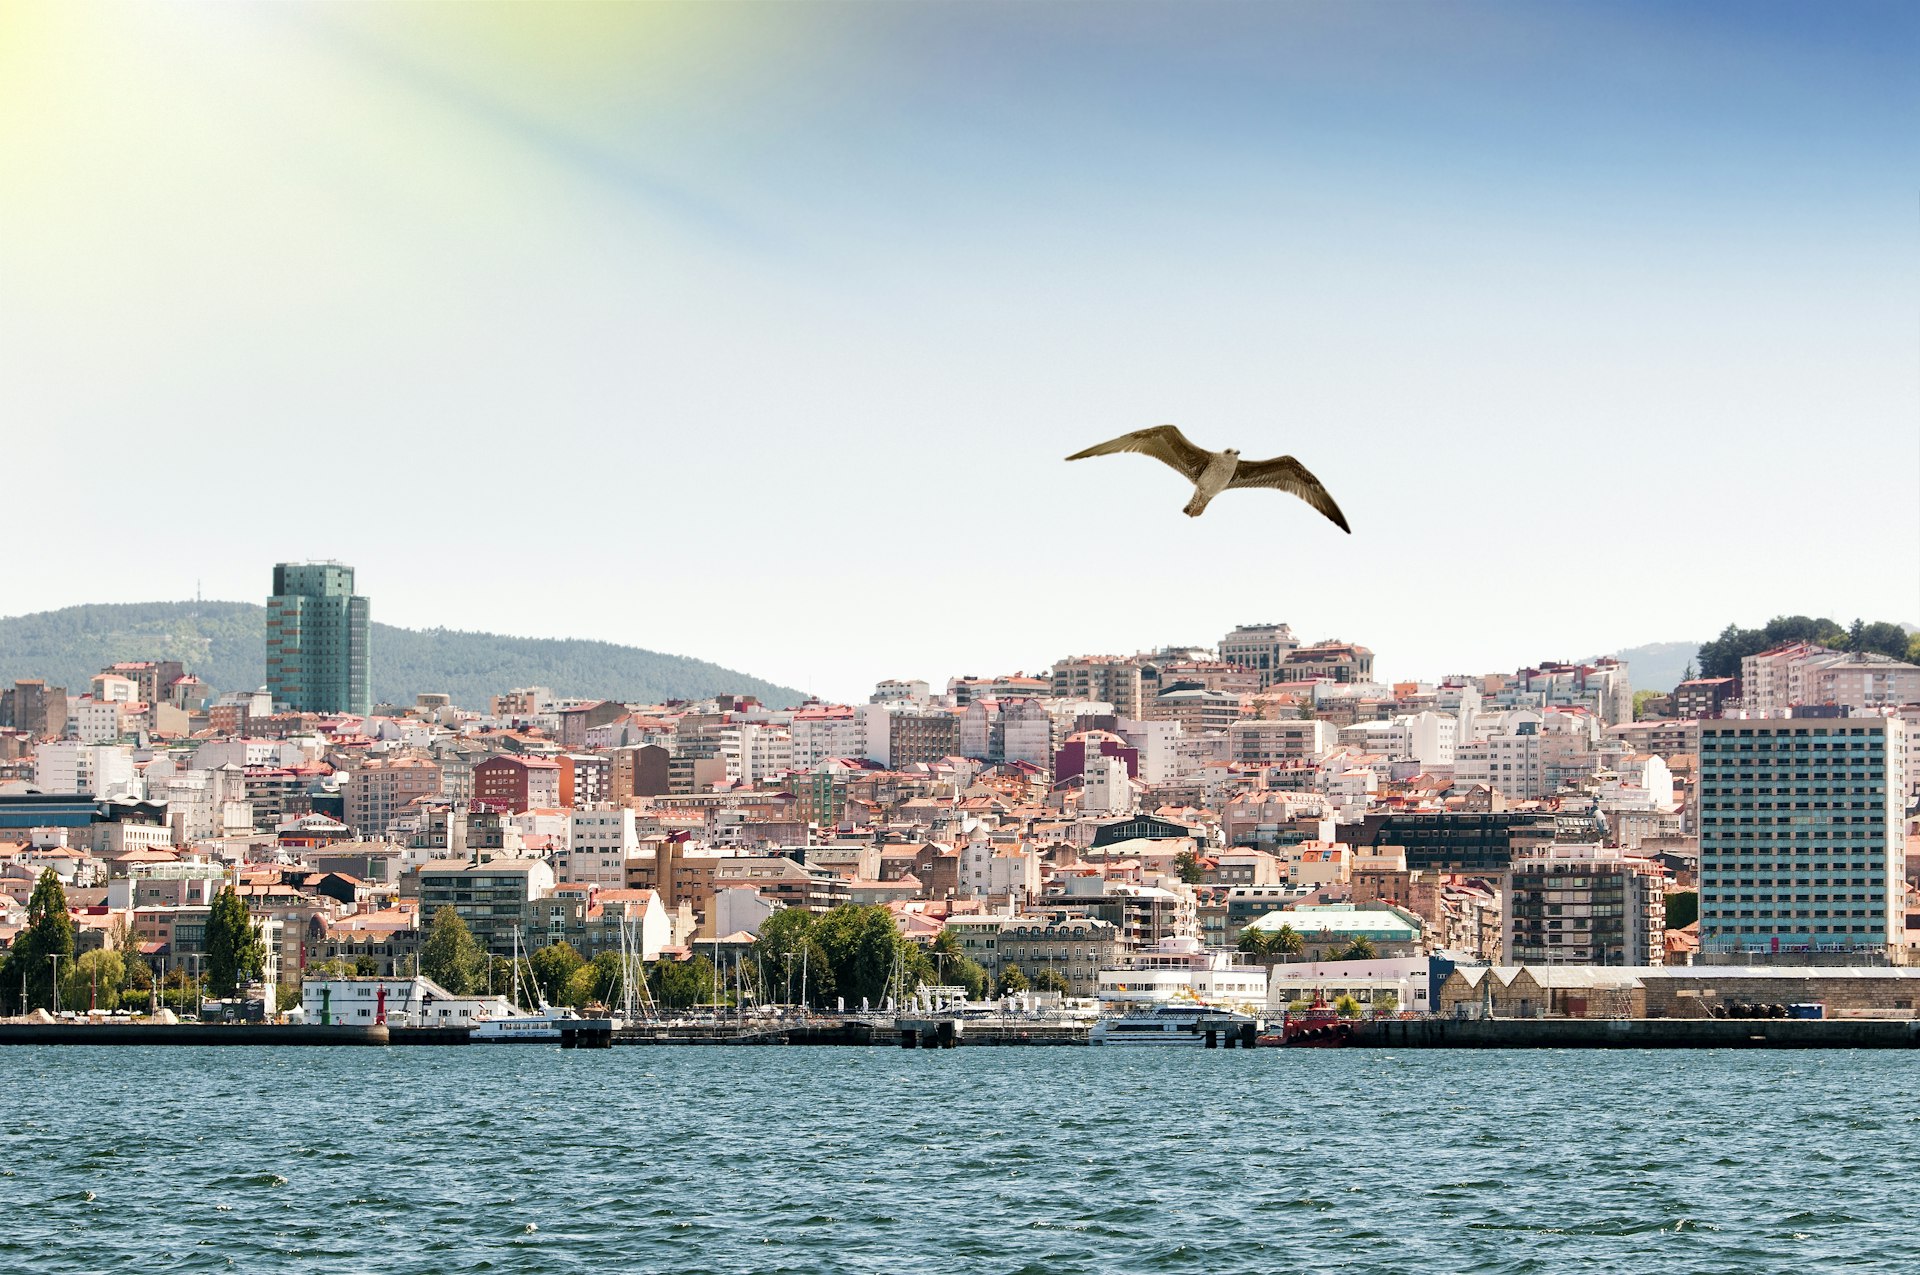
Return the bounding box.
[1266,956,1433,1016]
[713,886,779,938]
[871,679,931,706]
[789,704,864,772]
[300,976,513,1028]
[557,806,637,886]
[34,741,139,799]
[1228,719,1335,767]
[721,721,793,788]
[998,699,1055,769]
[1080,753,1137,816]
[1114,717,1183,785]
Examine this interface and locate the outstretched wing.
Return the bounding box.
[1227,455,1352,533]
[1065,425,1211,482]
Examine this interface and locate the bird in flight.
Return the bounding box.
[1065,425,1351,531]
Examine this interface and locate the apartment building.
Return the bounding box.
[1503,843,1666,967]
[1696,717,1907,954]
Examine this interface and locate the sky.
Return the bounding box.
[2,0,1915,702]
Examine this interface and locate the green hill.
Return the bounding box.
[1603,641,1702,694]
[0,601,806,710]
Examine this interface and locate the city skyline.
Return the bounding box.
[4,1,1914,707]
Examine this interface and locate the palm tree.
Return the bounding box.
[1335,935,1376,962]
[1271,924,1304,960]
[1236,928,1273,958]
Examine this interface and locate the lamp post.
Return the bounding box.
[49,953,61,1015]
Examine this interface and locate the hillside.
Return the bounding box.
[1603,641,1701,695]
[0,601,807,710]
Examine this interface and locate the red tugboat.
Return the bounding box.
[1257,992,1355,1047]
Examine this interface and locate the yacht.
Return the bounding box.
[1090,1001,1262,1047]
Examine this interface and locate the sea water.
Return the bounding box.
[2,1045,1913,1273]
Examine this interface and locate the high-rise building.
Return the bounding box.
[1504,843,1666,967]
[266,562,370,715]
[1697,717,1907,955]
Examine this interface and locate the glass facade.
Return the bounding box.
[266,561,371,715]
[1696,719,1904,954]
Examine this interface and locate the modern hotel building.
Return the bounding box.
[1697,717,1907,954]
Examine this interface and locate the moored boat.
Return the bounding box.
[1091,1001,1262,1047]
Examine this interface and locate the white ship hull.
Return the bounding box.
[471,1013,614,1043]
[1091,1005,1261,1046]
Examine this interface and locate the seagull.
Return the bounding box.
[1065,425,1351,530]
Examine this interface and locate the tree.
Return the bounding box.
[929,928,989,1001]
[529,942,586,1004]
[1030,968,1070,994]
[1332,994,1363,1018]
[203,886,265,998]
[561,964,600,1009]
[109,916,149,993]
[996,964,1029,996]
[3,869,75,1012]
[587,950,632,1008]
[420,906,485,995]
[813,905,913,1009]
[1665,890,1699,931]
[1172,849,1204,885]
[649,955,716,1008]
[1850,621,1910,662]
[1694,613,1911,681]
[66,949,125,1012]
[1333,936,1376,962]
[1239,924,1303,961]
[754,908,833,1007]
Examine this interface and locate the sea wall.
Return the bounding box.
[1356,1017,1920,1049]
[0,1023,391,1046]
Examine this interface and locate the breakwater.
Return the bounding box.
[1356,1016,1920,1049]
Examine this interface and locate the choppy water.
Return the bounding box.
[2,1045,1915,1272]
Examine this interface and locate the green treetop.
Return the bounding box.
[203,885,266,997]
[420,905,486,995]
[4,869,76,1012]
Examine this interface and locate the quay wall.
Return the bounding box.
[1355,1017,1920,1049]
[0,1023,391,1046]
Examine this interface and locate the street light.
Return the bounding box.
[49,953,61,1016]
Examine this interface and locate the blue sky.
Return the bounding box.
[2,1,1914,700]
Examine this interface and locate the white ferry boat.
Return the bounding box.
[1090,1002,1263,1047]
[471,1003,613,1044]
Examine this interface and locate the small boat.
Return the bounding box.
[1090,1001,1261,1047]
[1265,993,1354,1047]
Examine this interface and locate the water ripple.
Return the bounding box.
[0,1046,1915,1272]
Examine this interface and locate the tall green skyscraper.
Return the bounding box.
[266,561,371,715]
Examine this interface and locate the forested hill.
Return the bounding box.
[0,601,807,710]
